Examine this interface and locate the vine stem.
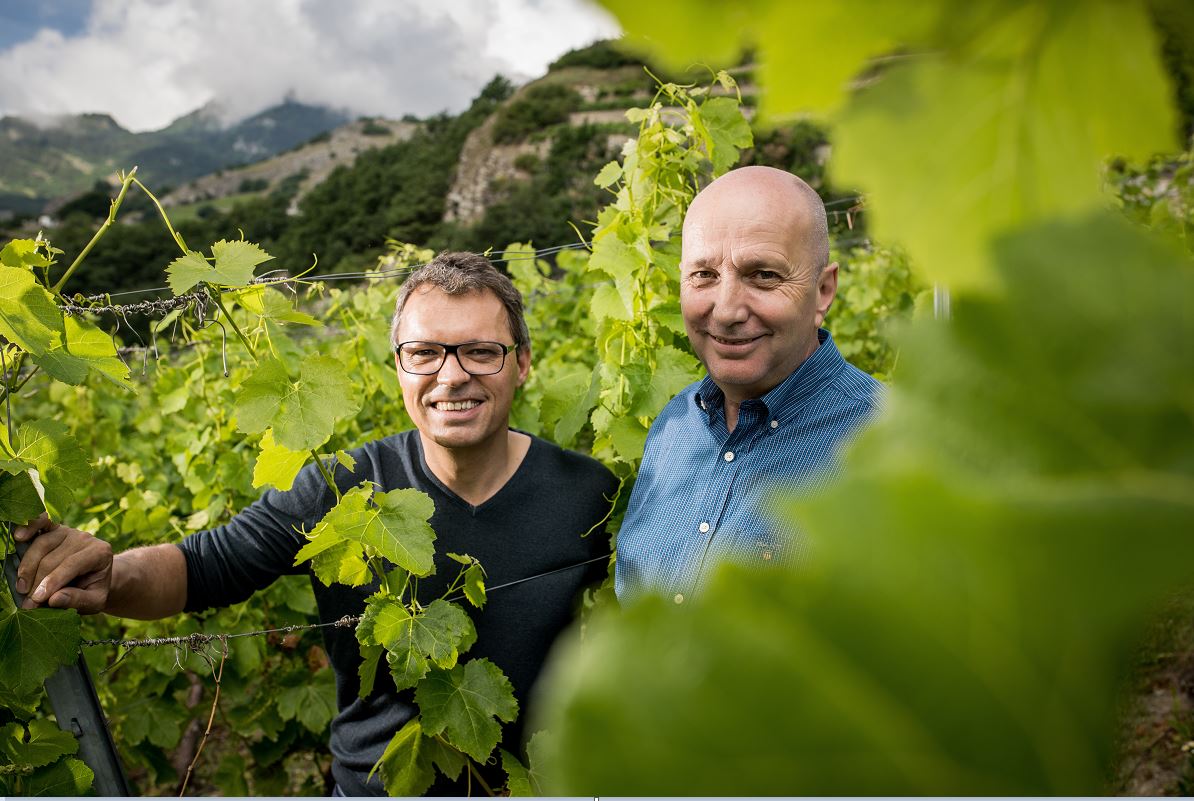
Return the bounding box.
[133,176,188,255]
[213,294,259,365]
[434,735,495,796]
[52,168,138,294]
[310,451,341,500]
[178,637,228,797]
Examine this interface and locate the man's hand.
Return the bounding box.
[13,513,113,614]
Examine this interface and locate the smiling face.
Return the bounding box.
[680,168,837,406]
[394,286,529,453]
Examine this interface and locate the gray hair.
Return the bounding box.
[390,251,531,350]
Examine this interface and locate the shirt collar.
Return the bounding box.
[692,329,847,426]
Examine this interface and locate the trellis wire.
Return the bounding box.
[80,553,612,651]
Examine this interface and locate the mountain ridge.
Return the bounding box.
[0,100,352,216]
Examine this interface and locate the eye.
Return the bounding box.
[755,270,781,281]
[462,344,503,361]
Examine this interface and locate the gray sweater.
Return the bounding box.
[178,431,617,795]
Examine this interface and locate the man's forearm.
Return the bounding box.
[106,544,188,619]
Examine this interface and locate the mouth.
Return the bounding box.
[432,400,482,411]
[709,333,763,346]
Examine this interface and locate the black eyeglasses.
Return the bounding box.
[395,340,519,376]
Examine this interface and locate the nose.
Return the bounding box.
[436,351,471,387]
[709,272,749,327]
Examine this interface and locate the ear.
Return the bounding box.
[515,345,531,387]
[814,261,839,327]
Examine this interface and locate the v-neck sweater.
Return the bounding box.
[178,431,617,795]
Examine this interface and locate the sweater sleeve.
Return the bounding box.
[178,462,330,613]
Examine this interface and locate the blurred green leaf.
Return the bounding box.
[834,2,1177,290]
[277,668,336,734]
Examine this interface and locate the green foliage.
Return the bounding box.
[1108,150,1194,247]
[549,40,646,72]
[0,609,82,696]
[491,84,583,145]
[827,245,928,380]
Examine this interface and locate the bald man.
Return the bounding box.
[614,166,883,603]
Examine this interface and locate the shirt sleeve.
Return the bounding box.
[178,462,331,613]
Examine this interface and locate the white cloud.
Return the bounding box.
[0,0,620,131]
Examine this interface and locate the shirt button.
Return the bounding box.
[674,593,685,604]
[698,521,710,533]
[724,451,734,462]
[770,419,779,429]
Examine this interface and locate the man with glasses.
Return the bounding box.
[14,252,617,796]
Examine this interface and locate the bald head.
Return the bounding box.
[684,166,830,276]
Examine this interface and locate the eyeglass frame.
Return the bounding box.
[393,340,521,376]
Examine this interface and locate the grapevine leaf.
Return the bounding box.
[306,535,371,588]
[23,757,93,796]
[833,2,1177,290]
[502,749,533,796]
[0,609,81,694]
[360,597,476,690]
[234,354,361,451]
[0,471,45,525]
[554,363,602,446]
[165,251,212,295]
[589,229,645,314]
[590,282,632,322]
[0,239,53,269]
[0,720,78,769]
[596,0,746,73]
[0,265,61,356]
[693,97,753,174]
[503,242,549,294]
[234,285,321,326]
[387,643,431,692]
[446,553,487,608]
[33,314,133,390]
[426,735,466,780]
[537,366,592,443]
[627,345,701,418]
[462,563,486,609]
[119,701,186,748]
[416,659,518,763]
[276,667,337,733]
[358,643,383,698]
[607,415,648,464]
[334,449,357,474]
[296,485,437,579]
[12,420,90,518]
[0,458,34,475]
[166,240,272,294]
[252,428,308,491]
[594,161,622,188]
[503,732,549,796]
[373,717,436,797]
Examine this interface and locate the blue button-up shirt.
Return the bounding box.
[615,330,883,603]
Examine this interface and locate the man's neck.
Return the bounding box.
[420,429,531,507]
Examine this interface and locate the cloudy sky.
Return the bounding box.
[0,0,622,131]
